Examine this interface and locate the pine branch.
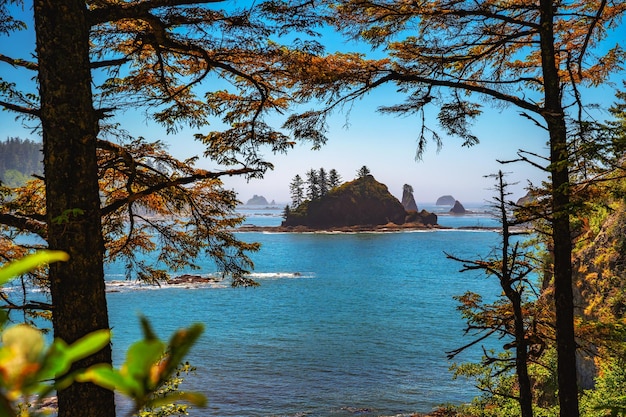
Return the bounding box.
[0,100,40,117]
[0,213,47,238]
[0,53,38,71]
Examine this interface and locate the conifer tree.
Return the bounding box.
[318,167,328,196]
[357,165,370,178]
[328,168,342,189]
[289,174,305,208]
[306,168,320,200]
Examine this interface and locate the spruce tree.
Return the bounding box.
[318,167,328,196]
[306,168,320,200]
[357,165,370,178]
[328,168,342,189]
[289,174,305,208]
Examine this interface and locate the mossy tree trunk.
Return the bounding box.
[34,1,115,416]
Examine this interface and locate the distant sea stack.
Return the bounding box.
[246,195,269,205]
[282,175,437,228]
[401,184,419,212]
[449,200,466,214]
[436,195,456,206]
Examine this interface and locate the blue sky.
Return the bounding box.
[1,1,622,206]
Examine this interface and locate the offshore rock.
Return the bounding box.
[246,195,269,205]
[406,209,438,226]
[167,274,220,285]
[449,200,466,214]
[401,184,419,212]
[436,195,456,206]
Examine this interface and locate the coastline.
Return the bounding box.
[237,222,448,233]
[235,222,514,233]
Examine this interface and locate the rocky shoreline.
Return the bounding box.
[236,222,447,233]
[235,223,518,233]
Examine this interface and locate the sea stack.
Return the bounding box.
[449,200,466,214]
[401,184,419,212]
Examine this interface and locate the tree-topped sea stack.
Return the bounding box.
[283,174,437,229]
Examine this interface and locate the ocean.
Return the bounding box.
[107,204,511,417]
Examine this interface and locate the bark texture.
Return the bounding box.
[34,0,116,415]
[539,1,579,416]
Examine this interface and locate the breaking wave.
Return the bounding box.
[104,271,314,292]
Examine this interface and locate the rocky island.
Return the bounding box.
[245,194,270,205]
[449,200,467,214]
[436,195,456,206]
[241,175,438,232]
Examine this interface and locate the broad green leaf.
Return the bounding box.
[140,316,158,341]
[40,339,71,377]
[163,324,204,377]
[65,329,111,362]
[40,330,111,378]
[77,364,139,396]
[0,251,69,286]
[124,339,165,385]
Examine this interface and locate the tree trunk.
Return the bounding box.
[538,1,579,416]
[34,1,116,416]
[498,172,533,417]
[513,300,533,417]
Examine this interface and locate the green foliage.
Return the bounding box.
[78,317,206,416]
[289,174,305,208]
[0,138,43,184]
[289,167,344,210]
[451,348,560,417]
[283,173,408,228]
[580,357,626,417]
[51,209,85,225]
[0,251,110,416]
[0,252,206,417]
[135,362,198,417]
[1,169,30,188]
[0,251,69,286]
[451,350,522,417]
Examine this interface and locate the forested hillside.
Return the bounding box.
[0,137,43,186]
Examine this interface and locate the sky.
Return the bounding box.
[1,1,622,206]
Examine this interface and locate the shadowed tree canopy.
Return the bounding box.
[262,1,625,416]
[0,1,320,416]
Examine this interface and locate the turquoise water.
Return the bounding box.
[107,206,508,416]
